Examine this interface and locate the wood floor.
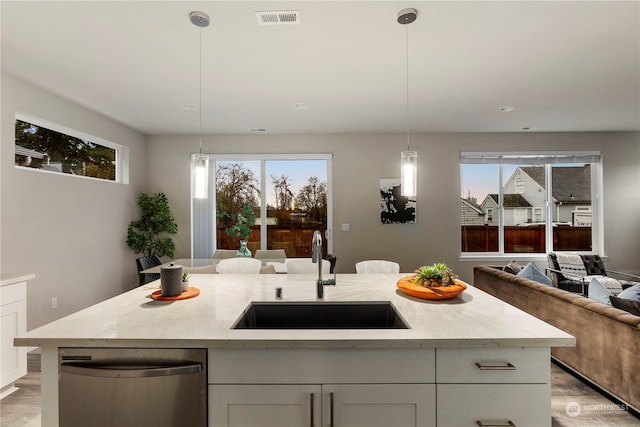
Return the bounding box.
[1,352,639,427]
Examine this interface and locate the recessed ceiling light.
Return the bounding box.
[250,128,268,133]
[293,103,309,110]
[180,104,196,111]
[498,106,515,112]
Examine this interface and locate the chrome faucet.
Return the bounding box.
[311,230,336,299]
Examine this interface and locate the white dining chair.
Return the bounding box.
[216,257,262,274]
[355,260,400,274]
[285,258,331,274]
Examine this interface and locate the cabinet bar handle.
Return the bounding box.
[330,392,335,427]
[476,421,516,426]
[475,362,516,370]
[310,393,315,427]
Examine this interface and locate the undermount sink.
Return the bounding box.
[232,301,409,329]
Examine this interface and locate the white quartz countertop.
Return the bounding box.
[15,274,575,349]
[1,273,35,287]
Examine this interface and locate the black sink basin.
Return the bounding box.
[232,301,409,329]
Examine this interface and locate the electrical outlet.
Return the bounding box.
[51,297,58,309]
[341,223,350,232]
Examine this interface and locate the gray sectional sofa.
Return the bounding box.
[473,265,640,412]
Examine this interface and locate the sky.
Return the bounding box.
[217,159,327,207]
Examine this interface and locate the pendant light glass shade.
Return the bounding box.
[192,153,209,199]
[401,150,417,197]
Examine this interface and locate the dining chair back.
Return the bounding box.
[254,249,287,264]
[216,257,262,274]
[286,258,331,274]
[355,260,400,274]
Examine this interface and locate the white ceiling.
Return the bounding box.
[2,1,639,135]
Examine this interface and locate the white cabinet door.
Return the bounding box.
[437,384,550,427]
[323,384,436,427]
[1,281,27,398]
[209,384,321,427]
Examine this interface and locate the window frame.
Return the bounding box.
[14,112,129,184]
[191,153,333,258]
[460,151,603,260]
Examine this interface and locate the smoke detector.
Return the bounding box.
[255,11,300,25]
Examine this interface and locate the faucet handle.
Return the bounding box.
[325,254,337,274]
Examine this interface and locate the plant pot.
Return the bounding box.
[396,276,467,300]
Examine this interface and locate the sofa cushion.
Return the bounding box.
[517,261,552,286]
[503,260,522,275]
[588,277,612,305]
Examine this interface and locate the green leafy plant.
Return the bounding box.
[225,201,256,241]
[126,193,177,258]
[413,263,458,287]
[182,273,190,282]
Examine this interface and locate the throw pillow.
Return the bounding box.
[617,283,640,300]
[587,277,612,305]
[610,296,640,316]
[609,284,640,316]
[586,275,623,296]
[517,261,552,286]
[503,260,522,275]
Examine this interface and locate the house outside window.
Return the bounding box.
[14,113,127,183]
[192,154,332,258]
[460,151,600,256]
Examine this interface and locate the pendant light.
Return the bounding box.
[398,8,417,198]
[190,11,210,199]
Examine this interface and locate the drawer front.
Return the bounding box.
[436,347,549,384]
[438,383,550,427]
[209,347,435,384]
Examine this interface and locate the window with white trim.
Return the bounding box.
[14,113,128,183]
[460,152,600,255]
[191,154,332,258]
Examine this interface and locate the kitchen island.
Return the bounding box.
[16,273,574,426]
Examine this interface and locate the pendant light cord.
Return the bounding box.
[198,22,203,155]
[405,16,411,152]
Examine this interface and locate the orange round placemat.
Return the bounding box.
[396,276,466,300]
[151,287,200,301]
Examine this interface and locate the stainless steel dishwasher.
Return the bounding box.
[58,348,206,427]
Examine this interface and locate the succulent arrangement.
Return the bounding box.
[182,273,190,283]
[412,263,458,287]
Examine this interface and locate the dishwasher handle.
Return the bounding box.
[60,361,202,378]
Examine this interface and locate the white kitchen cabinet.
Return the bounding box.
[323,384,435,427]
[436,347,551,426]
[209,384,435,427]
[0,277,29,399]
[209,384,321,427]
[437,384,550,427]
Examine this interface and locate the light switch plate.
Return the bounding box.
[341,223,350,232]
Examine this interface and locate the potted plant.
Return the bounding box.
[182,273,190,292]
[397,262,467,300]
[225,202,256,257]
[126,192,178,266]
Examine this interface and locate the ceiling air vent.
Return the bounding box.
[256,11,300,25]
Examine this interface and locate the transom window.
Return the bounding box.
[460,152,601,256]
[14,113,127,183]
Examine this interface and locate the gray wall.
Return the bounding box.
[147,131,640,282]
[2,72,638,330]
[1,74,147,329]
